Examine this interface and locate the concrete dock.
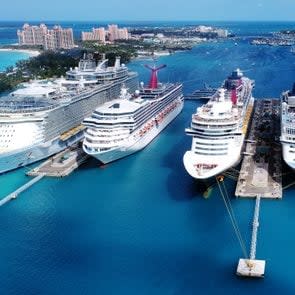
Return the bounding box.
[27,144,89,177]
[236,195,265,278]
[0,174,45,207]
[235,99,282,199]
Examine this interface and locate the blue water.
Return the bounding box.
[0,51,31,71]
[1,21,295,294]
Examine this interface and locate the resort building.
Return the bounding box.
[81,27,106,43]
[108,24,129,41]
[17,23,75,50]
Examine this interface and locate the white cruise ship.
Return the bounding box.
[0,55,138,173]
[183,69,254,180]
[82,65,184,164]
[281,83,295,169]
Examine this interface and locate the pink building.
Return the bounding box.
[108,24,129,41]
[17,23,47,46]
[81,27,106,43]
[17,23,75,50]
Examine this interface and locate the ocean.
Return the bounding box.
[1,21,295,294]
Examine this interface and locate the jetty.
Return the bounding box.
[234,99,282,277]
[0,174,45,207]
[235,99,282,199]
[217,99,284,277]
[27,144,89,177]
[236,195,265,277]
[0,143,89,208]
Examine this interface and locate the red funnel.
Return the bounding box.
[231,88,237,104]
[144,64,167,89]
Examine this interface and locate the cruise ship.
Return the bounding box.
[183,69,254,180]
[0,55,138,173]
[82,65,184,164]
[281,83,295,169]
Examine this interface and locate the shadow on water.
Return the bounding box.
[78,156,102,170]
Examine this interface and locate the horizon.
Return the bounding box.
[2,0,295,22]
[2,20,295,24]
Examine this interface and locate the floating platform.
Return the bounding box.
[27,144,89,177]
[236,259,265,278]
[235,99,282,199]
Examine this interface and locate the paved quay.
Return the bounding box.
[235,99,282,199]
[27,144,89,177]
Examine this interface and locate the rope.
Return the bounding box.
[283,180,295,190]
[221,180,248,256]
[216,177,249,259]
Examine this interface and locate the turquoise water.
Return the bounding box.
[0,51,30,71]
[1,22,295,294]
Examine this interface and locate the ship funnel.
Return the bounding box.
[231,87,237,105]
[114,56,121,69]
[144,64,167,89]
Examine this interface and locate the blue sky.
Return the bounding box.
[1,0,295,21]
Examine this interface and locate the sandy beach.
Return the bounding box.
[0,48,40,57]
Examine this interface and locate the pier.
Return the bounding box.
[0,174,45,207]
[219,99,284,277]
[27,144,89,177]
[0,144,89,207]
[235,99,282,199]
[236,195,265,277]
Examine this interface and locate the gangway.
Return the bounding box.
[0,174,45,207]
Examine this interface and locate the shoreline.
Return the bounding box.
[0,48,40,57]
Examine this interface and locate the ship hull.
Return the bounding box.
[0,132,83,174]
[282,144,295,170]
[183,95,254,180]
[0,74,138,174]
[183,143,243,180]
[86,99,184,164]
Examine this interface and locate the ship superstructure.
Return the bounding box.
[0,55,138,173]
[183,69,254,179]
[281,83,295,169]
[82,65,184,164]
